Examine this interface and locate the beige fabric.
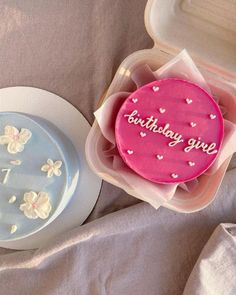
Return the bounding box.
[0,1,235,294]
[184,224,236,295]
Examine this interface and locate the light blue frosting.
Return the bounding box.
[0,112,79,240]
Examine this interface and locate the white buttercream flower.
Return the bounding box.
[41,159,62,178]
[0,125,32,154]
[20,191,52,219]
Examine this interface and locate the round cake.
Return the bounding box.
[0,112,79,240]
[115,78,224,184]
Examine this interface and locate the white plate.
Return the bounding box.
[0,87,102,250]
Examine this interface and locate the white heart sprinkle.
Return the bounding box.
[171,173,178,179]
[127,150,133,155]
[188,161,195,167]
[210,114,216,120]
[156,155,163,160]
[140,132,146,138]
[190,122,196,127]
[132,98,138,103]
[152,86,159,92]
[186,98,192,104]
[159,108,166,114]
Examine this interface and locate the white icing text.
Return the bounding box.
[1,168,11,184]
[124,110,218,155]
[124,110,184,147]
[184,138,217,154]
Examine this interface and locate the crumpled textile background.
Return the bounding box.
[183,223,236,295]
[0,1,235,295]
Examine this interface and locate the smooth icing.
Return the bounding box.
[115,78,224,184]
[0,112,79,240]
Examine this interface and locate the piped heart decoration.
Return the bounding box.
[127,150,134,155]
[171,173,178,179]
[152,86,159,92]
[132,98,138,103]
[210,114,216,120]
[156,155,163,160]
[186,98,192,104]
[188,161,195,167]
[159,108,166,114]
[190,122,196,127]
[140,132,146,138]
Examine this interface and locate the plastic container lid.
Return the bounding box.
[145,0,236,80]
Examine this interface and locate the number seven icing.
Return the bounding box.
[115,78,224,184]
[0,125,32,154]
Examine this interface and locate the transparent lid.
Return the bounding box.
[145,0,236,80]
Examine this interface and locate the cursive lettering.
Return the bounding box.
[124,110,184,146]
[124,110,218,155]
[184,138,218,154]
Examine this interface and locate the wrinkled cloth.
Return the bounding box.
[184,223,236,295]
[1,163,236,295]
[0,1,235,295]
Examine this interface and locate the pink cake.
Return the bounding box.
[115,78,224,184]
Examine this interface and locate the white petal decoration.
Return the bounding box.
[41,164,50,172]
[8,195,16,204]
[54,169,62,177]
[20,191,52,220]
[0,125,32,154]
[41,159,63,178]
[54,161,62,169]
[24,191,38,203]
[5,126,18,136]
[10,224,17,234]
[18,128,32,144]
[8,141,24,154]
[10,159,22,166]
[0,135,10,145]
[47,159,54,166]
[47,169,54,178]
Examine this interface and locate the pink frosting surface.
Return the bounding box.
[115,79,224,184]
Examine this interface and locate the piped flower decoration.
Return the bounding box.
[0,125,32,154]
[41,159,62,178]
[20,191,52,219]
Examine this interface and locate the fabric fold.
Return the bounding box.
[184,223,236,295]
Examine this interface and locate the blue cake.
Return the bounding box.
[0,112,79,240]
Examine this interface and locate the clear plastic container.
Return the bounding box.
[86,0,236,213]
